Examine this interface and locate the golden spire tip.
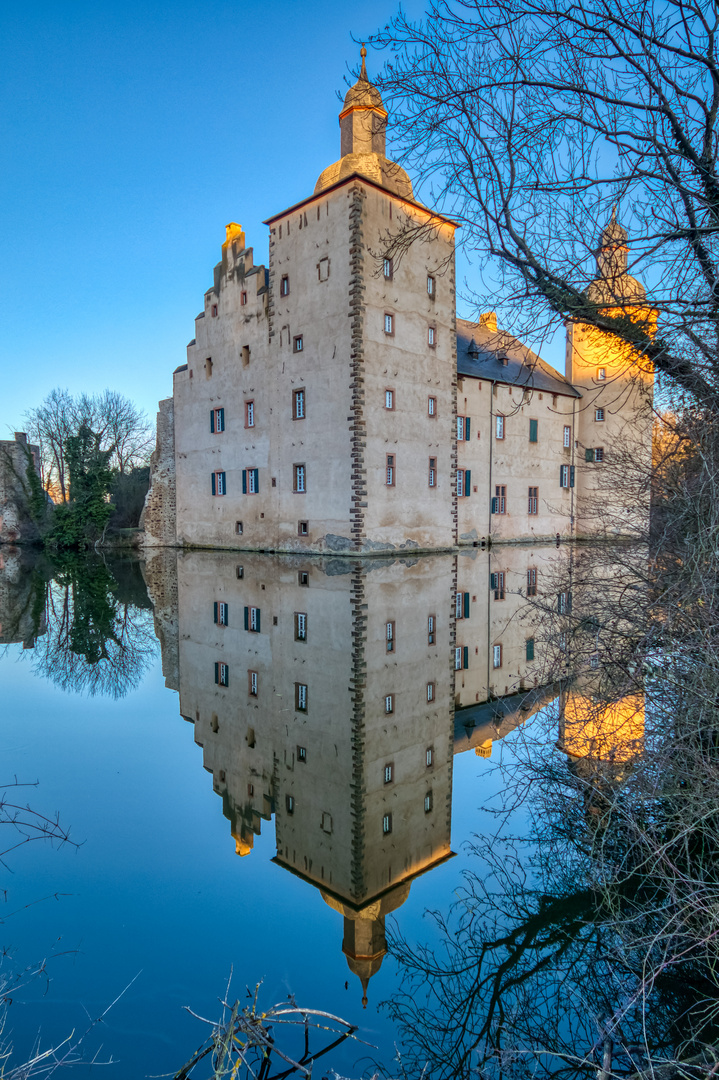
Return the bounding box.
[360,42,368,80]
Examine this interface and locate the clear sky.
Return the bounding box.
[0,0,562,438]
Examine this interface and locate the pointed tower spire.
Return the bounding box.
[360,42,368,81]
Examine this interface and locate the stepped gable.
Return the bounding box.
[456,317,580,398]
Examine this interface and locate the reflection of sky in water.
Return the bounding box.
[0,546,628,1076]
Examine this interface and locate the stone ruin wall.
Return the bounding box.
[140,398,177,547]
[0,434,42,546]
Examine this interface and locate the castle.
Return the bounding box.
[141,50,653,554]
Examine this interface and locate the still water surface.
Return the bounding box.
[0,546,563,1075]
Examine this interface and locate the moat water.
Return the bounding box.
[0,545,643,1077]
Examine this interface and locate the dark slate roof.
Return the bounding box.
[456,318,580,398]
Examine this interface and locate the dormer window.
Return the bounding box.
[468,337,479,360]
[499,356,509,367]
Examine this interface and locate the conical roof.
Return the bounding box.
[342,45,384,111]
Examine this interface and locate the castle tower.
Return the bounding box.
[565,211,655,536]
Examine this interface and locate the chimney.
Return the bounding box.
[479,312,497,332]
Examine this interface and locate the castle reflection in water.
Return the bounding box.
[135,544,645,1007]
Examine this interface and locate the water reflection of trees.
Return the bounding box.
[383,544,719,1080]
[31,555,158,698]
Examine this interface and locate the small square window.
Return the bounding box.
[595,446,604,462]
[426,747,434,767]
[235,522,243,535]
[385,694,393,714]
[211,304,218,317]
[427,275,435,297]
[280,275,290,296]
[249,670,258,696]
[205,357,213,378]
[382,813,392,835]
[241,290,248,306]
[236,564,244,578]
[428,325,436,347]
[293,335,303,353]
[428,396,437,417]
[383,257,393,280]
[384,763,393,784]
[597,367,607,380]
[595,407,605,421]
[298,520,308,536]
[385,389,394,410]
[297,745,307,762]
[298,571,309,586]
[384,312,394,335]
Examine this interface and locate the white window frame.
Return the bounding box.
[295,612,307,641]
[249,606,260,631]
[219,662,229,686]
[216,471,225,496]
[246,400,254,428]
[427,682,434,703]
[563,425,571,448]
[384,313,394,334]
[249,670,258,696]
[296,683,308,711]
[496,414,505,439]
[493,644,502,669]
[218,601,228,626]
[428,396,436,417]
[595,407,605,421]
[294,464,306,493]
[428,325,436,347]
[454,646,462,670]
[457,415,465,441]
[385,389,394,409]
[385,694,393,714]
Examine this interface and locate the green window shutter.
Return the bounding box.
[585,447,594,462]
[491,497,498,514]
[225,603,229,623]
[219,407,224,430]
[526,638,535,661]
[490,573,497,590]
[242,470,247,495]
[463,646,469,669]
[253,468,259,492]
[213,601,218,624]
[559,466,565,487]
[465,469,471,496]
[529,418,538,443]
[244,606,249,630]
[210,409,215,433]
[463,592,470,619]
[211,472,216,495]
[220,471,226,494]
[465,417,471,440]
[570,465,575,488]
[567,592,573,613]
[256,609,261,632]
[214,662,219,684]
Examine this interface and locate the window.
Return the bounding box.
[559,464,575,489]
[528,486,538,515]
[529,418,538,443]
[558,590,572,614]
[236,565,244,579]
[235,521,243,535]
[292,389,305,419]
[527,567,537,596]
[295,612,307,642]
[293,335,303,353]
[428,615,436,645]
[383,257,393,280]
[382,813,392,835]
[298,520,308,535]
[491,571,505,600]
[321,812,333,833]
[428,325,436,347]
[457,415,470,441]
[241,290,247,306]
[385,694,393,714]
[563,425,572,448]
[427,275,435,297]
[297,746,307,762]
[280,275,289,296]
[493,644,502,669]
[492,485,506,514]
[385,389,394,410]
[384,763,393,784]
[386,621,395,653]
[242,345,250,366]
[496,414,505,439]
[456,591,470,620]
[294,464,306,493]
[215,661,229,686]
[286,794,294,814]
[214,600,229,626]
[428,396,437,417]
[243,468,259,494]
[386,454,395,486]
[205,357,213,378]
[211,407,225,433]
[424,791,433,813]
[594,446,604,462]
[426,747,434,767]
[526,638,535,662]
[211,304,218,317]
[454,645,469,670]
[244,606,261,632]
[318,257,329,281]
[295,682,308,712]
[212,471,226,496]
[457,469,472,497]
[597,367,607,380]
[595,407,605,421]
[424,458,435,489]
[248,783,254,796]
[249,670,258,696]
[384,312,394,335]
[245,400,254,427]
[427,682,435,703]
[298,571,309,586]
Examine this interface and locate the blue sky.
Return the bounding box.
[0,0,564,439]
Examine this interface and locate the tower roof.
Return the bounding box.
[587,207,646,303]
[600,205,628,248]
[342,45,384,112]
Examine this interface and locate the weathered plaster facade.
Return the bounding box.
[0,433,43,546]
[143,58,653,553]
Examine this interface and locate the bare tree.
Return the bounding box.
[372,0,719,409]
